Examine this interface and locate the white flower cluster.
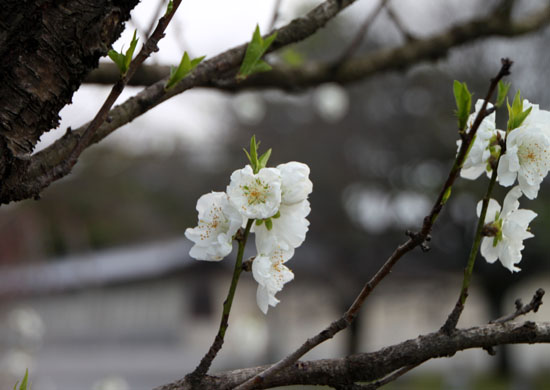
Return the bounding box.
[459,98,550,272]
[185,161,313,313]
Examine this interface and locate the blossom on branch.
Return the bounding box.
[254,200,311,254]
[458,100,504,180]
[498,100,550,199]
[478,186,537,272]
[252,247,295,314]
[277,161,313,205]
[227,165,282,219]
[185,192,243,261]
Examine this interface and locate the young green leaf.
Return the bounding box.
[237,24,277,81]
[265,218,273,231]
[453,80,472,131]
[124,30,139,73]
[507,90,532,131]
[14,369,30,390]
[108,30,139,75]
[107,49,125,73]
[165,52,205,90]
[258,148,272,170]
[250,135,259,171]
[496,80,511,108]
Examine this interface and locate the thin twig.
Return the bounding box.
[145,0,169,39]
[269,0,283,32]
[332,0,389,69]
[61,0,182,179]
[492,288,545,324]
[362,361,425,389]
[385,4,416,42]
[232,59,512,390]
[186,220,254,386]
[441,58,513,334]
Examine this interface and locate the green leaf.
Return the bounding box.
[108,30,139,75]
[165,52,205,90]
[237,24,277,81]
[507,90,532,131]
[258,148,272,170]
[453,80,472,131]
[249,135,259,172]
[165,0,173,16]
[496,80,510,108]
[255,219,263,226]
[124,30,139,72]
[14,369,29,390]
[108,49,126,73]
[265,218,273,231]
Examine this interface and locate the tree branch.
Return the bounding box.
[331,0,389,68]
[2,2,550,204]
[153,321,550,390]
[0,0,139,185]
[492,288,545,324]
[0,0,359,205]
[232,58,511,390]
[85,3,550,89]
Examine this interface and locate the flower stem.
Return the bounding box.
[186,219,254,384]
[442,165,499,333]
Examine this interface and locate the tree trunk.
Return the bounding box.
[0,0,138,185]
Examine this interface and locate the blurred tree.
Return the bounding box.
[2,0,550,388]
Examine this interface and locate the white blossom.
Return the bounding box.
[227,165,282,219]
[478,186,537,272]
[185,192,243,261]
[252,247,295,314]
[498,100,550,199]
[277,161,313,205]
[458,100,504,180]
[254,200,311,254]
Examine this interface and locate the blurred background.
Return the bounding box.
[2,0,550,389]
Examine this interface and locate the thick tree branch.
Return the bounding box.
[43,0,183,188]
[2,2,550,205]
[154,321,550,390]
[0,0,359,204]
[0,0,139,183]
[86,4,550,89]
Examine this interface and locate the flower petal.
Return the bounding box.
[518,174,540,200]
[480,237,499,264]
[277,161,313,205]
[497,155,517,187]
[502,186,522,216]
[477,199,500,222]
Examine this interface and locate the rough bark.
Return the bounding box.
[154,321,550,390]
[0,0,138,193]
